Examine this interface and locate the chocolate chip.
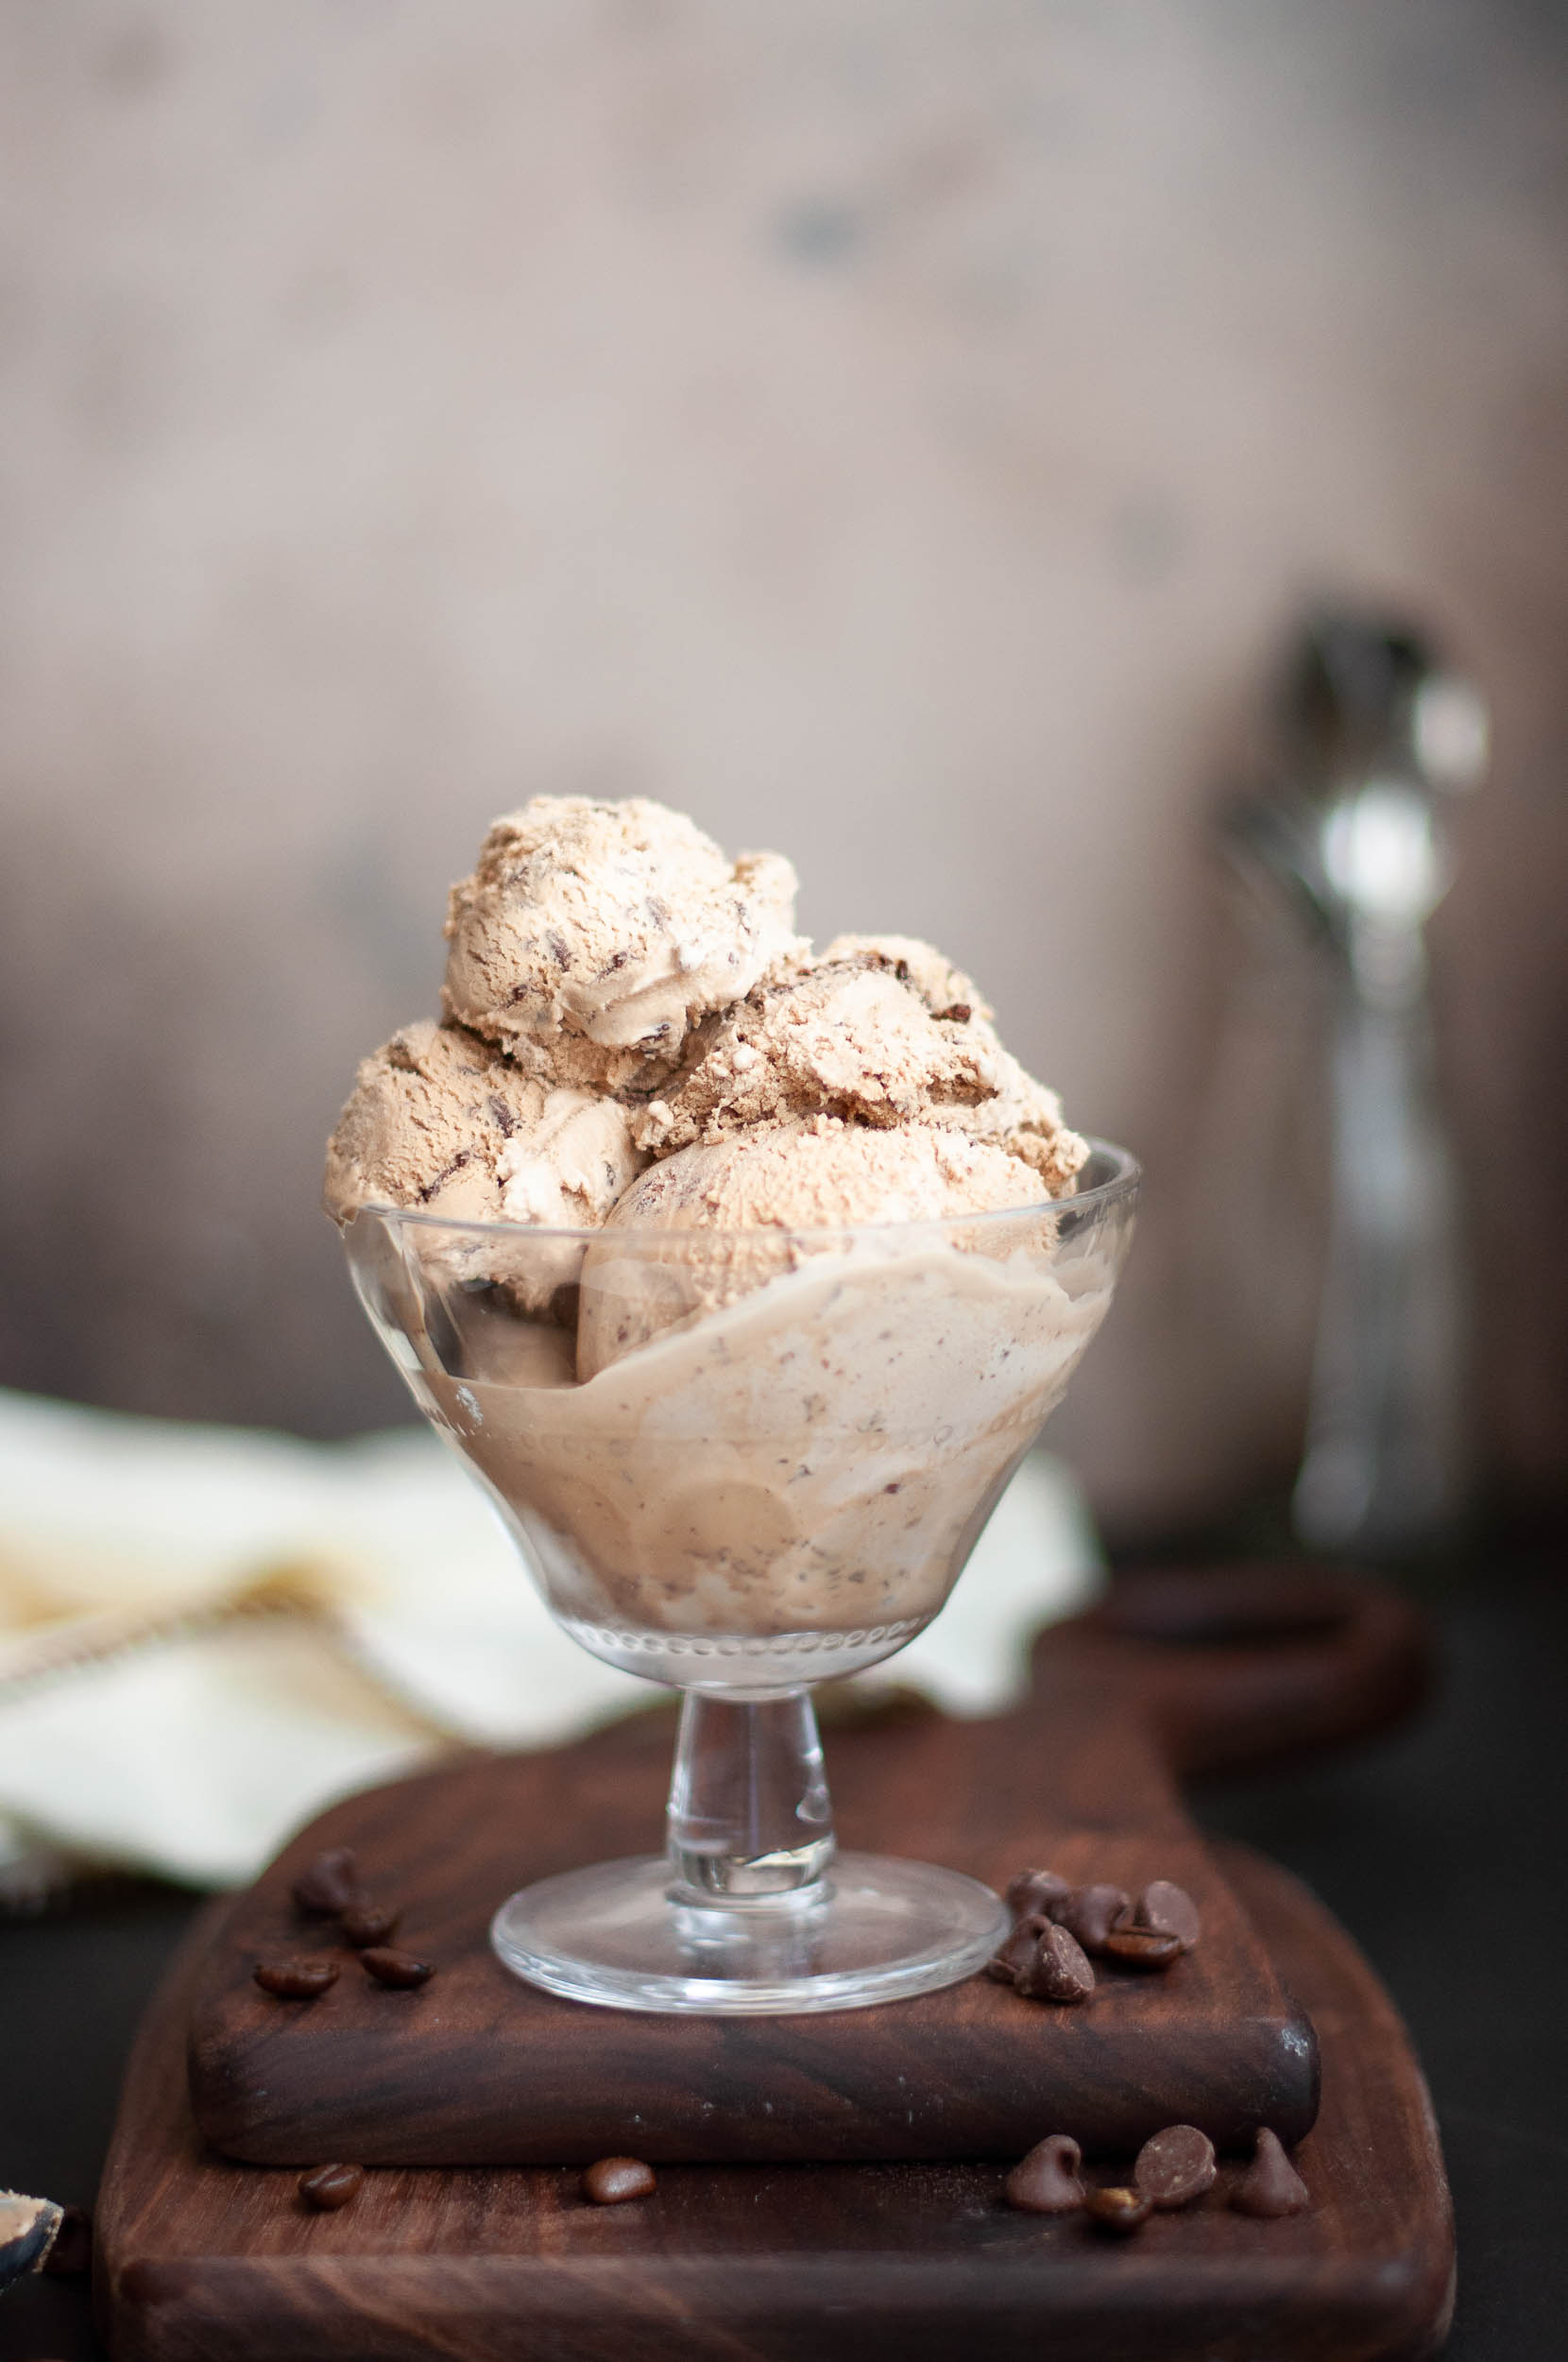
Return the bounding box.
[1005,1868,1071,1921]
[986,1912,1050,1984]
[1015,1922,1096,2004]
[298,2164,365,2213]
[1134,2124,1217,2209]
[1231,2127,1310,2217]
[1134,1879,1202,1952]
[1084,2185,1150,2235]
[583,2157,656,2205]
[1056,1884,1132,1955]
[1004,2134,1084,2214]
[291,1848,363,1916]
[254,1958,341,1999]
[935,1002,972,1023]
[360,1946,435,1989]
[340,1903,401,1949]
[40,2205,92,2279]
[1102,1926,1184,1971]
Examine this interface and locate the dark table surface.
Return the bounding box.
[3,1560,1565,2362]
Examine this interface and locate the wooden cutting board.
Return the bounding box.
[185,1566,1427,2169]
[96,1839,1454,2361]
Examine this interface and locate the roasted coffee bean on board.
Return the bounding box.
[360,1946,435,1990]
[1134,2124,1217,2210]
[298,2164,366,2213]
[583,2157,656,2205]
[340,1903,401,1949]
[986,1913,1050,1984]
[1134,1880,1202,1952]
[1103,1926,1184,1971]
[1084,2186,1151,2235]
[1056,1884,1132,1955]
[1003,2134,1085,2215]
[1005,1868,1071,1921]
[1231,2127,1311,2217]
[291,1848,364,1917]
[1015,1922,1096,2004]
[254,1958,341,1999]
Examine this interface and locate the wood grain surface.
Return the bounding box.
[182,1564,1428,2168]
[97,1837,1454,2362]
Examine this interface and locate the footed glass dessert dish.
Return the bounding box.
[344,1138,1138,2012]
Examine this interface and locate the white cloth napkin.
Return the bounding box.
[0,1389,1102,1896]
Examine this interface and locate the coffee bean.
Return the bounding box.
[340,1903,401,1949]
[1102,1926,1184,1971]
[986,1913,1050,1984]
[1005,1868,1071,1920]
[298,2164,365,2213]
[1015,1922,1096,2004]
[1134,1879,1202,1952]
[1231,2127,1310,2217]
[1056,1884,1132,1955]
[254,1958,340,1999]
[1004,2134,1084,2215]
[1134,2124,1217,2209]
[1084,2185,1150,2234]
[291,1848,363,1916]
[360,1946,435,1989]
[583,2157,656,2205]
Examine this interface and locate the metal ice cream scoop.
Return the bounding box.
[1221,610,1488,1555]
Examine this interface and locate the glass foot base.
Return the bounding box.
[490,1853,1009,2015]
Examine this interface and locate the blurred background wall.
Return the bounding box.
[2,0,1565,1541]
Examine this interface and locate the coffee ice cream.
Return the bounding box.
[329,796,1116,1686]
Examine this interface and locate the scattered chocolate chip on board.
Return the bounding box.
[291,1848,364,1917]
[360,1946,435,1989]
[254,1959,340,1999]
[1055,1884,1132,1954]
[1004,2135,1085,2215]
[298,2165,365,2213]
[1004,1868,1071,1920]
[583,2157,656,2205]
[1133,1879,1202,1951]
[1232,2127,1311,2217]
[1134,2124,1218,2209]
[985,1912,1050,1984]
[1015,1921,1097,2004]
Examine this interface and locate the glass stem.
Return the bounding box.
[666,1688,835,1902]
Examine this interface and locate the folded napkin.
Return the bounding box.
[0,1389,1102,1899]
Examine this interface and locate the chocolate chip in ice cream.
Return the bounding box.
[1004,2135,1085,2215]
[1015,1922,1096,2004]
[1056,1884,1132,1956]
[254,1958,341,1999]
[1231,2128,1311,2217]
[1134,2125,1217,2210]
[1133,1879,1202,1952]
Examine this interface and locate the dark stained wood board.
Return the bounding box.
[186,1566,1427,2168]
[97,1839,1455,2362]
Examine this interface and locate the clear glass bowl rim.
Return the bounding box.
[346,1135,1140,1245]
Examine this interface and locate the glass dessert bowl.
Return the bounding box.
[344,1138,1138,2012]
